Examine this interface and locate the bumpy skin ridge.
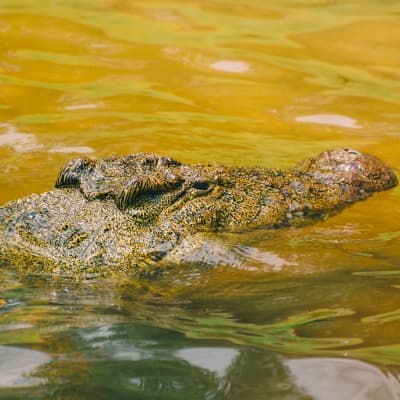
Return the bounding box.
[0,149,397,276]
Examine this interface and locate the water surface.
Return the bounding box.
[0,1,400,399]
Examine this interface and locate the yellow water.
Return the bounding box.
[0,1,400,398]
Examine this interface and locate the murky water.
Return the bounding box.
[0,1,399,398]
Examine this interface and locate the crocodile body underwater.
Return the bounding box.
[0,148,397,276]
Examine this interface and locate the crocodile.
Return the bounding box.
[0,148,397,276]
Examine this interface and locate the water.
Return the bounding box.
[0,1,400,398]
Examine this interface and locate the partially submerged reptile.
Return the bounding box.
[0,148,397,276]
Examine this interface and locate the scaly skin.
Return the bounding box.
[0,149,397,276]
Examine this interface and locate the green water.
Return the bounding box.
[0,1,400,398]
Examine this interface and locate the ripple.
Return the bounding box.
[235,247,297,271]
[286,357,400,400]
[209,60,250,73]
[49,145,94,154]
[64,103,100,111]
[362,308,400,324]
[0,345,51,388]
[295,114,360,128]
[0,123,43,152]
[176,347,239,377]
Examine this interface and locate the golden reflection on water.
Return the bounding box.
[0,1,399,190]
[0,0,400,383]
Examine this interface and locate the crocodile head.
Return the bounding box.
[0,149,397,275]
[52,153,286,233]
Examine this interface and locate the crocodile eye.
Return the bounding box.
[193,181,210,191]
[156,156,181,168]
[55,158,94,188]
